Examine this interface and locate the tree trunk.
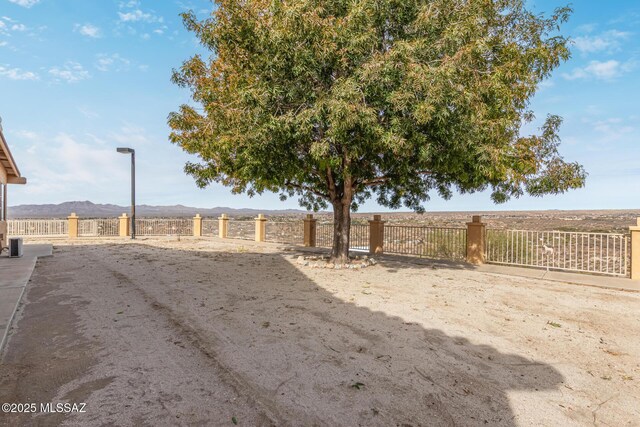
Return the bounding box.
[331,198,351,264]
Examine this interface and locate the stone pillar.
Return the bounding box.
[218,214,228,239]
[466,215,486,265]
[630,218,640,280]
[369,215,385,255]
[303,214,317,247]
[255,214,267,242]
[68,212,79,239]
[193,214,202,237]
[118,213,130,237]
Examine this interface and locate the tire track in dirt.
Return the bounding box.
[96,258,311,426]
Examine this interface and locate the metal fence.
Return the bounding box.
[7,219,68,237]
[315,223,368,251]
[486,229,630,277]
[384,225,467,260]
[350,224,369,252]
[227,220,254,240]
[316,223,334,248]
[79,219,119,237]
[202,218,219,237]
[135,218,193,236]
[266,221,304,244]
[6,217,632,278]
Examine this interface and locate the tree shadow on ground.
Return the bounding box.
[0,241,565,426]
[127,242,564,425]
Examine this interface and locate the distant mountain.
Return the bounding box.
[7,201,312,219]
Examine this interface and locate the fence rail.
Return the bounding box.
[384,225,467,260]
[227,220,254,241]
[350,224,369,251]
[79,219,119,237]
[315,223,369,251]
[5,216,635,279]
[7,219,68,236]
[266,221,304,244]
[316,223,334,248]
[202,218,219,236]
[486,229,630,277]
[135,219,193,236]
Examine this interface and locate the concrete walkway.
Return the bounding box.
[0,244,52,353]
[475,263,640,292]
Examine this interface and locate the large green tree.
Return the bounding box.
[169,0,586,263]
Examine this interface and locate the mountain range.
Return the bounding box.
[8,201,311,219]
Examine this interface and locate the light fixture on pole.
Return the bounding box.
[116,147,136,239]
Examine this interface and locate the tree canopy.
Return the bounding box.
[169,0,586,260]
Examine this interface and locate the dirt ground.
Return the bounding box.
[1,237,639,426]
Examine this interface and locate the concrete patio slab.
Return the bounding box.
[0,244,53,353]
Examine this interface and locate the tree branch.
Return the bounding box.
[285,180,329,199]
[360,171,432,187]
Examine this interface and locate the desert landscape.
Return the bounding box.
[1,237,638,426]
[334,210,639,234]
[8,201,639,234]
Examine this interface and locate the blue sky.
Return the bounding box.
[0,0,638,212]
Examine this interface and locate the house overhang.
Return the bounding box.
[0,128,26,185]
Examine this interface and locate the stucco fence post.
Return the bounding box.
[303,214,317,247]
[118,213,130,237]
[68,212,79,239]
[630,218,640,281]
[218,214,228,239]
[254,214,267,242]
[193,214,202,237]
[466,215,486,265]
[369,215,385,254]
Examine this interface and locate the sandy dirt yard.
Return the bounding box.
[0,237,639,426]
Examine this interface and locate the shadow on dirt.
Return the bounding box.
[0,241,563,426]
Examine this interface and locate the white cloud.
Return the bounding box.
[78,107,100,119]
[573,30,631,54]
[75,23,101,38]
[119,0,140,8]
[592,118,634,138]
[562,60,633,81]
[94,53,130,72]
[7,0,40,8]
[578,116,636,148]
[108,124,151,146]
[84,133,106,144]
[10,23,26,31]
[14,132,129,197]
[538,79,554,89]
[14,130,40,140]
[49,62,90,83]
[575,23,597,34]
[118,9,162,23]
[0,65,38,80]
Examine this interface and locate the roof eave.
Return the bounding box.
[0,129,24,182]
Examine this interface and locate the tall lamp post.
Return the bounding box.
[116,147,136,239]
